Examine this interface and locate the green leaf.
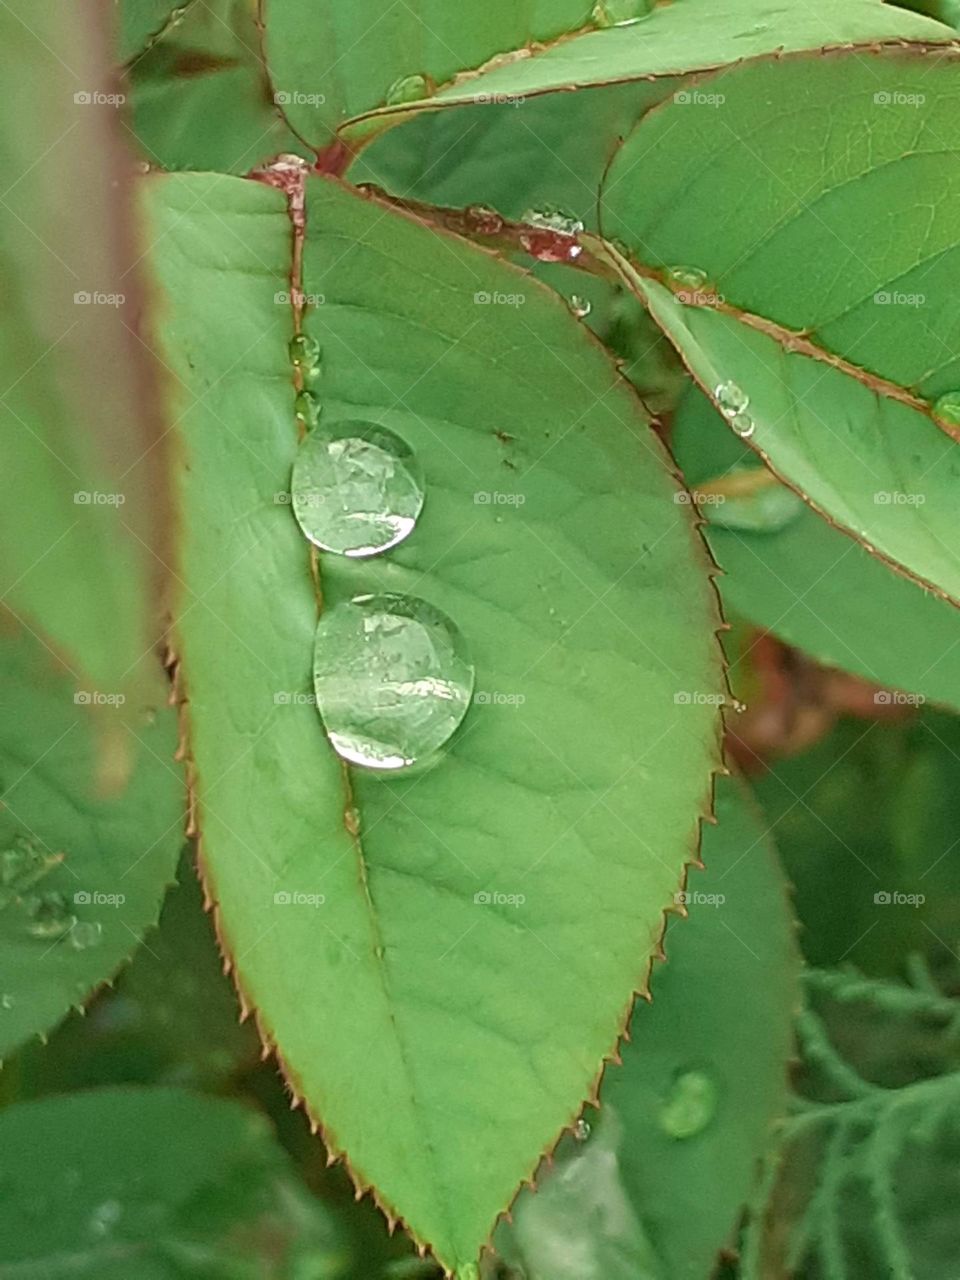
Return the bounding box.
[0,1086,349,1277]
[144,170,724,1271]
[742,970,960,1279]
[124,0,309,173]
[340,0,952,140]
[672,385,960,711]
[0,620,183,1059]
[495,776,799,1280]
[601,52,960,602]
[0,0,169,700]
[751,711,960,978]
[117,0,184,63]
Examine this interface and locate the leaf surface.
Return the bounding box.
[145,170,723,1271]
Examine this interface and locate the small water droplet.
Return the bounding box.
[344,806,361,837]
[0,994,13,1011]
[714,382,750,418]
[294,389,320,430]
[24,892,76,941]
[728,698,747,714]
[69,921,103,951]
[522,206,584,237]
[660,1070,717,1139]
[667,265,708,289]
[574,1117,591,1141]
[291,422,424,557]
[569,294,592,318]
[731,413,755,439]
[289,333,321,370]
[313,594,474,770]
[463,204,504,235]
[0,835,59,894]
[385,73,431,106]
[88,1199,122,1239]
[933,390,960,426]
[592,0,651,26]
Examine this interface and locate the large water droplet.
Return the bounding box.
[731,413,755,439]
[69,921,103,951]
[667,265,708,289]
[592,0,651,26]
[933,390,960,426]
[24,892,76,941]
[659,1070,717,1138]
[385,73,430,106]
[715,382,749,418]
[706,465,804,534]
[291,422,424,557]
[313,594,474,769]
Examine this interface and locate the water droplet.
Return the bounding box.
[69,921,103,951]
[706,464,804,534]
[294,389,320,431]
[88,1199,122,1239]
[313,594,474,770]
[289,333,321,370]
[0,836,59,896]
[660,1070,717,1138]
[667,265,708,289]
[574,1117,591,1141]
[522,206,584,237]
[464,204,504,236]
[520,230,583,264]
[24,892,76,941]
[291,422,424,557]
[569,294,592,318]
[592,0,651,26]
[731,413,755,439]
[714,382,749,418]
[933,390,960,426]
[728,697,747,714]
[385,73,431,106]
[0,994,13,1011]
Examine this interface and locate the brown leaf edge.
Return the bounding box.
[167,171,733,1276]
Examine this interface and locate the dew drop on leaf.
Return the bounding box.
[385,73,431,106]
[592,0,651,26]
[731,413,756,439]
[69,921,104,951]
[294,389,320,431]
[23,891,76,941]
[0,835,59,897]
[667,265,708,290]
[659,1070,718,1138]
[932,390,960,426]
[464,204,504,235]
[714,382,750,418]
[288,333,321,371]
[574,1117,591,1141]
[522,206,584,237]
[291,422,424,557]
[0,994,13,1011]
[569,295,592,318]
[313,594,474,770]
